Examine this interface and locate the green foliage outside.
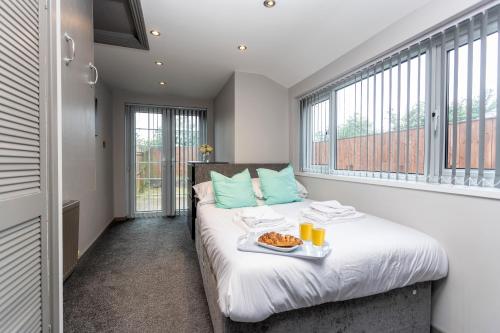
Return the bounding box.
[316,90,496,140]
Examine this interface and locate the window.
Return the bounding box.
[300,4,500,189]
[445,25,498,186]
[301,97,330,172]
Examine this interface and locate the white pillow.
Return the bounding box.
[295,180,309,198]
[192,181,216,205]
[252,178,308,199]
[193,178,263,205]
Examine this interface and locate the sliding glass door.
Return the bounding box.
[127,104,207,217]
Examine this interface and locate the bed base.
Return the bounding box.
[195,218,431,333]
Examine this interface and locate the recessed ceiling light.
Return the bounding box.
[150,30,161,37]
[155,61,164,66]
[263,0,276,8]
[159,81,166,86]
[237,44,248,51]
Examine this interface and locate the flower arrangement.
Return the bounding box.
[199,144,214,162]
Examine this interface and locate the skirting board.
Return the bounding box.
[195,218,432,333]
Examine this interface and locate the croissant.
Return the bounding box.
[258,232,303,248]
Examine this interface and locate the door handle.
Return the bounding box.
[88,62,98,86]
[64,33,75,65]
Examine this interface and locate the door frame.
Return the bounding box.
[126,105,171,217]
[46,0,64,331]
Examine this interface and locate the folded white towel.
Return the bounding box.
[239,206,285,225]
[310,200,356,217]
[234,206,294,232]
[301,207,364,225]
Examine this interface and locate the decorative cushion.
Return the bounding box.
[210,169,257,209]
[257,165,303,205]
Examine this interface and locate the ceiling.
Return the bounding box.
[95,0,433,100]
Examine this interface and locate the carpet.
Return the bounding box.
[63,217,212,333]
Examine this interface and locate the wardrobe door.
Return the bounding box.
[60,0,96,252]
[0,0,50,331]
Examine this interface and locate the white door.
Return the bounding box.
[0,0,51,331]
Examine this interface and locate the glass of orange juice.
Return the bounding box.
[299,222,313,241]
[312,228,325,247]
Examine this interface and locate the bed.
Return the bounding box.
[190,163,448,333]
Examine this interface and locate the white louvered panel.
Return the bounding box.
[0,119,39,137]
[0,107,39,129]
[0,134,39,148]
[0,0,40,202]
[0,72,39,101]
[0,218,42,333]
[0,32,38,68]
[0,53,39,86]
[3,0,38,28]
[0,142,40,153]
[0,65,39,96]
[0,1,39,42]
[0,83,39,112]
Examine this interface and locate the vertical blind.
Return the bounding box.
[300,3,500,189]
[172,107,207,214]
[127,104,207,217]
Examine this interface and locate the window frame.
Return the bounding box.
[327,51,429,182]
[299,5,500,190]
[440,29,497,186]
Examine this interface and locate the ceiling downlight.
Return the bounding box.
[263,0,276,8]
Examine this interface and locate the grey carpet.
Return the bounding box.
[63,217,213,333]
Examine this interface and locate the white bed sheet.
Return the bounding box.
[197,200,448,323]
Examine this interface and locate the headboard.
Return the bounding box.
[191,163,289,184]
[186,163,289,240]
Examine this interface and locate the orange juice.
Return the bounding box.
[299,222,313,241]
[312,228,325,246]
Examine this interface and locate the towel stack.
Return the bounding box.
[301,200,363,224]
[234,206,294,232]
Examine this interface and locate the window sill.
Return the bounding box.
[295,172,500,200]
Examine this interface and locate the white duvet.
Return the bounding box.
[197,200,448,323]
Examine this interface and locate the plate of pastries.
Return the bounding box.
[256,232,303,252]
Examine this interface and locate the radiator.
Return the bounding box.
[63,200,80,280]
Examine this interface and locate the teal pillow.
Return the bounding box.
[257,165,302,205]
[210,169,257,209]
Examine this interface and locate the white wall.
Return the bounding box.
[288,1,499,332]
[235,72,289,163]
[214,73,235,162]
[214,72,289,163]
[62,80,114,255]
[112,89,215,218]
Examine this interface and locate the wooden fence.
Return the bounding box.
[136,147,199,179]
[312,118,496,173]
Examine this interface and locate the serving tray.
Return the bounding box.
[237,233,331,260]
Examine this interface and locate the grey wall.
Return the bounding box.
[234,72,289,163]
[288,0,500,332]
[214,72,289,164]
[62,80,114,255]
[112,89,215,218]
[214,73,235,162]
[94,81,115,249]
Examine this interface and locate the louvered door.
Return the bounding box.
[0,0,49,332]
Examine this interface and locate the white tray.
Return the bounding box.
[237,234,331,260]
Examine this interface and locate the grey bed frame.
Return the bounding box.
[192,163,432,333]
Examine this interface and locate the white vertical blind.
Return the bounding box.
[299,3,500,189]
